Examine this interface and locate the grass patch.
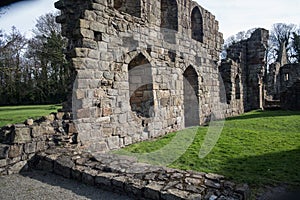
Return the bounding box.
[117,110,300,188]
[0,104,62,127]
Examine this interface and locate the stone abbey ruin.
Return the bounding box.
[0,0,299,199]
[53,0,275,152]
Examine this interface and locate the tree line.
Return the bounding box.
[224,23,300,65]
[0,12,72,105]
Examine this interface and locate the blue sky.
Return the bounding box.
[0,0,299,39]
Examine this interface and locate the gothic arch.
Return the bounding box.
[128,53,154,118]
[191,6,203,42]
[161,0,178,31]
[183,65,200,127]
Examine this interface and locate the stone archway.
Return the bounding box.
[183,65,200,127]
[128,53,154,118]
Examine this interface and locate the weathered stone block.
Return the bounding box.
[54,156,75,178]
[0,159,7,167]
[31,126,41,137]
[144,182,164,200]
[8,145,22,158]
[36,141,47,152]
[9,160,28,174]
[111,176,126,192]
[24,142,36,154]
[13,127,31,144]
[82,169,98,185]
[107,136,120,150]
[95,173,116,187]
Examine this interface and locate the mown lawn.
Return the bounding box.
[0,104,62,127]
[117,110,300,189]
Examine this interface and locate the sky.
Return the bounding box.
[0,0,300,39]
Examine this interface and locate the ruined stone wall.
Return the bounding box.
[280,64,300,110]
[55,0,224,151]
[219,59,244,117]
[220,29,269,114]
[0,112,76,175]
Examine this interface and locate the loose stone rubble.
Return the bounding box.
[30,146,249,200]
[0,112,77,175]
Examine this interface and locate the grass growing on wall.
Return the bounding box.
[117,110,300,188]
[0,104,62,127]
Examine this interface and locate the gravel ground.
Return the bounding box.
[0,170,133,200]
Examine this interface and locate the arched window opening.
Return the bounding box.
[114,0,141,18]
[191,7,203,42]
[183,66,200,127]
[161,0,178,31]
[235,75,241,99]
[128,53,153,118]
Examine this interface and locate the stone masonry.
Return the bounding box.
[54,0,224,152]
[219,29,269,115]
[279,63,300,110]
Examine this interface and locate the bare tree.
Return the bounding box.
[268,23,297,64]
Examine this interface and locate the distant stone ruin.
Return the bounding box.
[279,64,300,110]
[219,29,269,116]
[265,41,300,110]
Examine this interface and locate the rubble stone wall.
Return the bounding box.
[30,147,249,200]
[280,64,300,110]
[0,112,76,175]
[220,29,269,114]
[54,0,224,151]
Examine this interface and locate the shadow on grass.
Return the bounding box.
[216,148,300,187]
[226,110,300,121]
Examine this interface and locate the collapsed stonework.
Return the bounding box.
[279,64,300,110]
[54,0,224,151]
[265,42,300,110]
[219,29,269,116]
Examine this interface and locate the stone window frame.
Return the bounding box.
[235,74,241,99]
[160,0,179,31]
[191,6,204,43]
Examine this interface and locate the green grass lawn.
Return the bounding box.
[0,104,62,127]
[117,110,300,189]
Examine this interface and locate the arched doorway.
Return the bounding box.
[183,66,200,127]
[128,53,153,118]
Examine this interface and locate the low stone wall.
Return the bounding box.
[0,112,76,175]
[0,113,249,199]
[30,146,249,200]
